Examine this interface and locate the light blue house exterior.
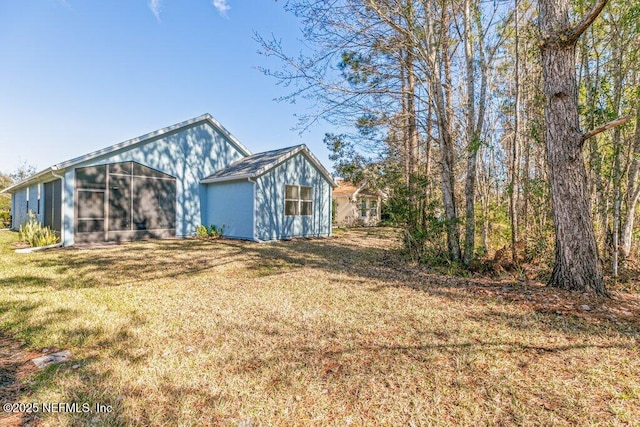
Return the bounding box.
[2,114,335,245]
[202,145,333,240]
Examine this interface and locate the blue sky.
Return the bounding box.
[0,0,335,175]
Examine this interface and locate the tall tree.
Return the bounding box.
[538,0,612,295]
[510,0,521,266]
[460,0,494,265]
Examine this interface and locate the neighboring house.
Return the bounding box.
[1,114,336,245]
[333,180,383,227]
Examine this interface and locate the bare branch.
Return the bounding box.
[582,116,630,142]
[567,0,608,44]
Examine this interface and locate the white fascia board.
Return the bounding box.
[200,174,254,184]
[251,145,337,187]
[296,146,338,187]
[204,115,252,157]
[1,167,64,194]
[203,145,307,184]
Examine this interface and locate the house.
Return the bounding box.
[332,180,383,227]
[1,114,336,245]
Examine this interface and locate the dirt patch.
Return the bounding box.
[8,241,29,249]
[0,333,41,427]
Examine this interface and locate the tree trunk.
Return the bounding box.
[463,0,477,265]
[539,0,608,295]
[621,106,640,259]
[429,1,461,262]
[610,46,624,277]
[510,0,521,266]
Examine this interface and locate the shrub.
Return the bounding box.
[195,224,209,237]
[0,193,10,211]
[194,224,225,239]
[208,224,224,238]
[0,210,10,229]
[19,212,60,247]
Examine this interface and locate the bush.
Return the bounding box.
[208,224,224,238]
[0,193,10,211]
[0,210,10,229]
[19,212,60,247]
[195,224,209,237]
[194,224,225,239]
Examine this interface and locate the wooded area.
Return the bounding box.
[257,0,640,296]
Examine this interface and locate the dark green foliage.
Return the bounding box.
[208,224,224,238]
[323,133,369,183]
[383,174,450,263]
[338,51,375,85]
[0,211,10,228]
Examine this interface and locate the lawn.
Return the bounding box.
[0,228,639,426]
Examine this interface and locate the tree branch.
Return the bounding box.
[567,0,609,44]
[582,116,630,142]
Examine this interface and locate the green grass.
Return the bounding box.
[0,228,639,426]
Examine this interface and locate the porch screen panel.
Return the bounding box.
[76,165,107,236]
[76,165,106,189]
[77,191,105,233]
[76,161,176,240]
[108,174,132,231]
[133,176,176,230]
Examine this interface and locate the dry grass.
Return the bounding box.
[0,228,639,426]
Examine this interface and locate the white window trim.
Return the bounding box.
[285,184,313,217]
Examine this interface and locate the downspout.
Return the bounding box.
[51,169,66,246]
[248,177,261,242]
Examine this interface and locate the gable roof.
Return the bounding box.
[1,114,251,194]
[201,144,336,186]
[333,179,386,199]
[333,181,360,196]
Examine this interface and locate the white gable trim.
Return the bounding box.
[201,145,337,187]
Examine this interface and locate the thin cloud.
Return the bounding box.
[149,0,161,21]
[212,0,230,17]
[56,0,73,10]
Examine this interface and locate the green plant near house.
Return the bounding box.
[195,224,209,237]
[208,224,224,238]
[0,194,10,211]
[19,212,60,247]
[0,210,10,229]
[194,224,225,239]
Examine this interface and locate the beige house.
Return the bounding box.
[333,180,383,227]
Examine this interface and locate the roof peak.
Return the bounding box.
[201,144,335,186]
[2,113,252,194]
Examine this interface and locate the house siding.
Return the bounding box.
[334,194,381,227]
[62,121,246,245]
[205,180,254,239]
[11,183,46,229]
[254,153,332,241]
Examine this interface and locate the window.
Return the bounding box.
[370,200,377,218]
[285,185,313,216]
[360,199,368,217]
